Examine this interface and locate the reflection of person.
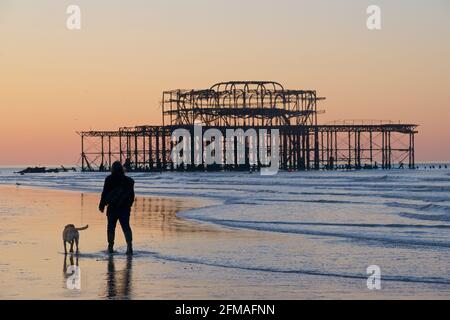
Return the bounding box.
[99,161,135,255]
[106,255,133,299]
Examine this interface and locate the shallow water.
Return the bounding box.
[0,168,449,299]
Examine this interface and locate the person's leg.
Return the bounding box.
[107,211,119,252]
[118,209,133,254]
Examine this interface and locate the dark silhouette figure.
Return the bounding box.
[99,161,135,255]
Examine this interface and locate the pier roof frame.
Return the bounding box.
[162,80,326,126]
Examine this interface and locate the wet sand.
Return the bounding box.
[0,185,224,299]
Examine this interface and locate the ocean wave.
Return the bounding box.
[254,198,371,205]
[180,215,450,249]
[421,177,450,183]
[399,212,450,222]
[128,250,450,286]
[386,202,450,214]
[186,218,450,230]
[351,175,392,182]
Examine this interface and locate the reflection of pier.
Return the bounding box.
[132,197,212,236]
[78,81,418,172]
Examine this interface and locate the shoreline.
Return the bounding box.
[1,181,222,217]
[0,182,229,234]
[1,182,228,232]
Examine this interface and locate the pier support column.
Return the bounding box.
[412,133,415,168]
[306,132,311,170]
[100,135,104,170]
[108,136,112,170]
[348,132,351,169]
[155,130,160,170]
[162,127,167,170]
[149,132,153,170]
[283,131,288,170]
[409,132,416,169]
[143,133,146,170]
[134,134,138,171]
[382,131,385,169]
[81,135,85,171]
[119,133,123,164]
[314,127,320,170]
[334,131,338,169]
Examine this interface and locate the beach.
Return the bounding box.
[0,168,449,299]
[0,186,221,299]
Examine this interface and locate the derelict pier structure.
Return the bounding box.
[78,81,417,172]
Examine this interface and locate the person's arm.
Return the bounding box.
[99,176,110,212]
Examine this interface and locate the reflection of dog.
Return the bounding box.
[62,224,88,253]
[63,253,79,274]
[63,253,81,290]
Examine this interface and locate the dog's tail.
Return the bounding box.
[76,225,89,231]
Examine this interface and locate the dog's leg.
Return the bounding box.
[75,237,79,253]
[64,241,67,254]
[63,253,67,274]
[70,241,74,253]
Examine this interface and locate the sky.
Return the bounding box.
[0,0,449,165]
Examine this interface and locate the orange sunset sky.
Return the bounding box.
[0,0,449,165]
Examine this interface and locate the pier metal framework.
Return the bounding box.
[162,81,324,127]
[78,81,418,172]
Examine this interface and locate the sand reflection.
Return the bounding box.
[105,255,133,300]
[130,196,216,236]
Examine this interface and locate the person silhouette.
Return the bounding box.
[99,161,135,255]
